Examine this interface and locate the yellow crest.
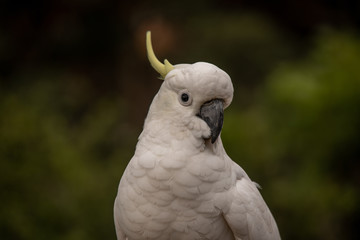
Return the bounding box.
[146,31,174,79]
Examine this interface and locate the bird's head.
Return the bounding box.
[145,31,233,144]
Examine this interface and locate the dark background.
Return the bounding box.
[1,0,360,239]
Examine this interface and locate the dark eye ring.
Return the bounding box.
[178,90,192,106]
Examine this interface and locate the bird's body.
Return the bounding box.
[114,33,280,240]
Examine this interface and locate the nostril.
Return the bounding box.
[202,99,224,107]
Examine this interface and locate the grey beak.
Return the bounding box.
[198,99,224,143]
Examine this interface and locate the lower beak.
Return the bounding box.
[197,99,224,143]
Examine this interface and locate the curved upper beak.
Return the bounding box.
[197,99,224,143]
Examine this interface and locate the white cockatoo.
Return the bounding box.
[114,31,280,240]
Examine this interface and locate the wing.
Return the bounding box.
[114,191,128,240]
[223,163,281,240]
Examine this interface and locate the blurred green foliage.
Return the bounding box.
[0,77,135,239]
[223,30,360,240]
[1,1,360,239]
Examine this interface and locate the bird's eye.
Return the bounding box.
[178,90,192,106]
[181,93,189,102]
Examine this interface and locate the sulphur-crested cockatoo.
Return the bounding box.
[114,31,280,240]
